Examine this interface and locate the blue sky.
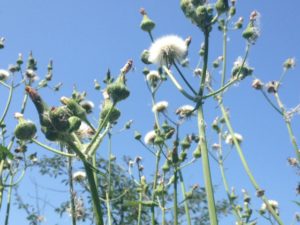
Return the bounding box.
[0,0,300,224]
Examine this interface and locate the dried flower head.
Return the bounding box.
[176,105,195,118]
[73,171,86,182]
[283,57,296,70]
[211,143,221,150]
[266,81,279,93]
[152,101,168,113]
[242,11,260,44]
[0,69,9,81]
[287,157,298,167]
[144,130,156,145]
[225,133,243,145]
[76,122,95,139]
[232,57,253,79]
[252,79,263,90]
[148,35,188,66]
[260,200,279,215]
[80,100,95,114]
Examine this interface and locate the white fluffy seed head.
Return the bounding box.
[225,133,243,145]
[148,35,188,66]
[176,105,194,118]
[152,101,168,113]
[260,200,279,211]
[73,171,86,182]
[144,130,156,145]
[0,69,9,81]
[146,70,160,82]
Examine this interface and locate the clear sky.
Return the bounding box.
[0,0,300,224]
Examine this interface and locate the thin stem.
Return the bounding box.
[173,167,178,225]
[178,170,191,225]
[137,191,143,225]
[198,30,218,225]
[217,132,242,222]
[204,77,238,99]
[173,61,197,95]
[4,175,13,225]
[32,139,75,157]
[67,146,77,225]
[274,92,300,161]
[148,31,154,43]
[85,103,115,155]
[219,102,284,225]
[162,66,197,102]
[151,148,162,225]
[106,133,112,225]
[0,83,13,127]
[260,90,283,116]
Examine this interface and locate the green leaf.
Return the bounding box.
[0,144,13,160]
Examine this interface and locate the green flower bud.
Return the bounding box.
[180,136,191,149]
[242,21,260,44]
[68,116,81,133]
[229,6,236,17]
[193,147,201,158]
[162,160,170,172]
[106,81,130,103]
[215,0,229,15]
[185,191,193,199]
[155,184,166,195]
[154,135,164,145]
[44,128,59,141]
[17,53,23,65]
[134,131,142,140]
[141,50,152,64]
[140,9,155,32]
[142,67,150,75]
[49,106,71,132]
[100,100,121,123]
[14,120,37,140]
[179,150,187,162]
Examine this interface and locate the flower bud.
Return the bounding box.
[193,146,201,158]
[141,50,152,64]
[49,106,71,132]
[229,6,236,17]
[106,81,130,103]
[154,135,164,145]
[266,81,279,93]
[100,100,121,123]
[14,119,37,141]
[17,53,23,65]
[94,79,100,90]
[68,116,82,133]
[180,136,191,149]
[252,79,263,90]
[140,8,155,32]
[0,37,5,49]
[215,0,229,15]
[0,70,9,81]
[283,57,296,70]
[134,131,142,140]
[179,150,187,162]
[162,160,170,172]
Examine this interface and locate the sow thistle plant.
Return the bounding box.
[0,1,299,225]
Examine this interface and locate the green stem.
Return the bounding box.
[198,30,218,225]
[274,92,300,162]
[137,191,143,225]
[260,90,283,116]
[106,133,112,225]
[151,148,162,225]
[162,66,197,102]
[4,175,13,225]
[178,170,191,225]
[0,83,13,127]
[66,138,104,225]
[219,102,284,225]
[173,61,197,95]
[32,139,75,157]
[67,147,77,225]
[85,104,115,155]
[173,167,178,225]
[217,132,242,222]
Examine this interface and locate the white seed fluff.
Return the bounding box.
[73,171,86,182]
[148,35,188,66]
[0,69,9,81]
[144,130,156,145]
[152,101,168,113]
[225,133,243,145]
[176,105,194,118]
[260,200,279,211]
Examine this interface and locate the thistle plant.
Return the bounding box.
[0,1,299,225]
